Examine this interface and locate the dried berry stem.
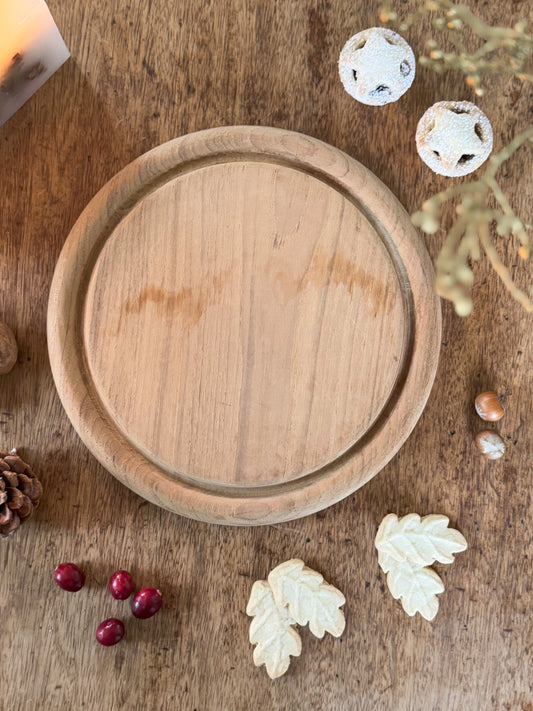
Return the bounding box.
[380,1,533,94]
[379,2,533,315]
[478,222,533,313]
[412,127,533,315]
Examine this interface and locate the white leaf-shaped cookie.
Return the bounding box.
[377,550,402,574]
[384,558,445,621]
[268,559,345,639]
[246,580,302,679]
[375,513,467,567]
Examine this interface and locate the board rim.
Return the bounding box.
[47,126,441,525]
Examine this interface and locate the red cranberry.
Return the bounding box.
[109,570,134,600]
[96,618,125,646]
[131,587,162,619]
[54,563,85,592]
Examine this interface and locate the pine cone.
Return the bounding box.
[0,450,43,537]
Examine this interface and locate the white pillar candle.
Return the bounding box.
[0,0,69,126]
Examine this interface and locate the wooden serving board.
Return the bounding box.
[47,126,441,525]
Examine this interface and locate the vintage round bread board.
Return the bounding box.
[47,126,441,525]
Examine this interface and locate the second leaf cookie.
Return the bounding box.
[247,559,345,679]
[268,559,346,639]
[375,513,467,621]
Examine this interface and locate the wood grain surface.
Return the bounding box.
[47,126,440,524]
[1,0,532,708]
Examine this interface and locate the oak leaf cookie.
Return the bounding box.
[375,514,467,621]
[339,27,415,105]
[268,559,346,639]
[246,560,345,678]
[378,551,445,621]
[246,580,302,680]
[416,101,493,177]
[375,513,468,567]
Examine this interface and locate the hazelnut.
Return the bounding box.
[0,321,17,375]
[474,391,504,422]
[475,430,505,460]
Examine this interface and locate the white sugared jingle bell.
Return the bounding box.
[416,101,493,177]
[339,27,416,106]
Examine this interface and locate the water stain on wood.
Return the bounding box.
[270,246,396,315]
[117,268,231,330]
[116,244,395,337]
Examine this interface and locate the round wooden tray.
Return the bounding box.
[48,126,441,525]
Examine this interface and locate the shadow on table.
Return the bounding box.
[0,59,140,534]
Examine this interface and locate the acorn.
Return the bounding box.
[474,391,504,422]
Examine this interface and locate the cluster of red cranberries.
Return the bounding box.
[53,563,162,646]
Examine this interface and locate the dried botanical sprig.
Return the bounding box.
[379,0,533,95]
[377,2,533,314]
[412,126,533,315]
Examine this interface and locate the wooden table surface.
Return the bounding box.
[1,1,532,709]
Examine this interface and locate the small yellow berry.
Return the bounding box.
[455,298,473,317]
[423,216,440,233]
[422,199,439,214]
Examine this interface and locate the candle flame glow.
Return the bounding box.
[0,0,56,77]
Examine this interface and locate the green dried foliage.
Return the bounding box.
[379,1,533,315]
